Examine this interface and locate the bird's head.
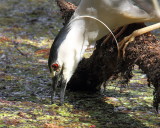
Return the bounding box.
[48,24,78,103]
[49,61,63,88]
[51,63,61,74]
[48,28,66,94]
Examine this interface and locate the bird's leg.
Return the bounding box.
[60,79,67,105]
[102,26,128,58]
[101,81,108,94]
[51,75,59,104]
[103,25,128,44]
[119,23,160,57]
[50,87,54,104]
[102,27,121,44]
[113,25,128,41]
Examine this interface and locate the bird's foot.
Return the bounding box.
[119,33,136,58]
[119,23,160,58]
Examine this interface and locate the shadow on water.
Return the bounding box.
[67,90,149,128]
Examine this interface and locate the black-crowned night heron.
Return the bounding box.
[48,0,160,104]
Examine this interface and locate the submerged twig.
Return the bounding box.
[12,41,28,57]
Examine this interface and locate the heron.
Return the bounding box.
[48,0,160,104]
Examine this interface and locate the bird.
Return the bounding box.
[48,0,160,104]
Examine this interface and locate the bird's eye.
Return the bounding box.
[51,63,59,71]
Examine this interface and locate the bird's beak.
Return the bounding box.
[51,70,56,78]
[51,69,62,88]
